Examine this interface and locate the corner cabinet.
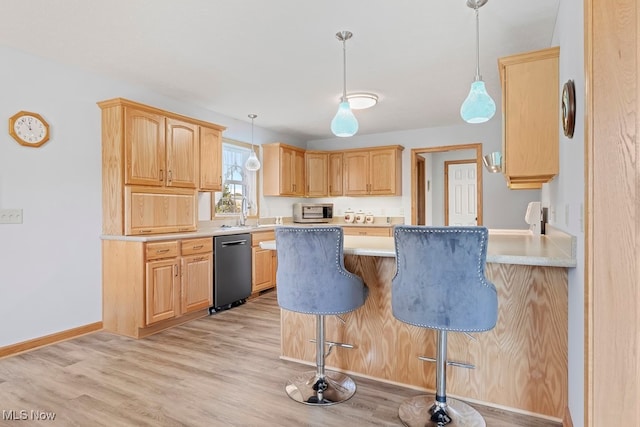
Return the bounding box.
[498,47,559,189]
[99,98,226,235]
[262,143,306,196]
[343,146,404,196]
[103,237,213,338]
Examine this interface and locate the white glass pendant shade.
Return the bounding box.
[331,101,359,137]
[244,113,261,171]
[460,80,496,123]
[245,149,261,171]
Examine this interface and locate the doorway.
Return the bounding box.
[411,143,483,226]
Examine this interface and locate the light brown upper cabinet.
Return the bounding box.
[124,108,199,189]
[199,125,223,191]
[328,152,344,196]
[305,151,328,197]
[263,142,306,196]
[498,46,559,189]
[343,146,404,196]
[99,98,226,235]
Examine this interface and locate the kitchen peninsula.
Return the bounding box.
[260,226,576,422]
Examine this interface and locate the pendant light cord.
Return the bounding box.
[342,37,347,102]
[474,6,481,81]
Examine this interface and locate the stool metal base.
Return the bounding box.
[398,394,485,427]
[285,370,356,405]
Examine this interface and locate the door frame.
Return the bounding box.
[411,143,483,226]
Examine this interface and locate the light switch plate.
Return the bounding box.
[0,209,23,224]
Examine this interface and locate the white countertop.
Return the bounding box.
[101,224,576,268]
[259,226,577,268]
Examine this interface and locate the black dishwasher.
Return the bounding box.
[211,233,252,313]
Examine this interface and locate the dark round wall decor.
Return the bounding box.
[562,79,576,138]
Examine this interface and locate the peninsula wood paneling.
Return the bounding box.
[281,256,568,419]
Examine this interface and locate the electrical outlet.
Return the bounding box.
[0,209,23,224]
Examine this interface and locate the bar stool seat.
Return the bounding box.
[392,225,498,427]
[275,226,368,405]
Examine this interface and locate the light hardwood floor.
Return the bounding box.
[0,291,561,427]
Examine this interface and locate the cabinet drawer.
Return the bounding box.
[252,230,275,246]
[342,226,392,237]
[146,241,179,261]
[182,237,213,255]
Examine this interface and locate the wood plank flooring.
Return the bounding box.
[0,291,561,427]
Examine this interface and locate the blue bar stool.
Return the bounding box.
[275,226,368,405]
[392,225,498,427]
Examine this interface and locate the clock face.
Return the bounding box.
[9,111,50,147]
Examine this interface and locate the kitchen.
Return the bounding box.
[0,1,635,426]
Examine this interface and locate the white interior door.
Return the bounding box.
[447,162,477,225]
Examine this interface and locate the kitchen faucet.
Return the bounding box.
[239,196,248,226]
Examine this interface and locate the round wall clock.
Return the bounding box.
[9,111,50,147]
[562,80,576,138]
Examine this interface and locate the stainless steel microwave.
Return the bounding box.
[292,203,333,223]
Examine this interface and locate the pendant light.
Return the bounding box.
[460,0,496,124]
[244,114,261,171]
[331,31,359,137]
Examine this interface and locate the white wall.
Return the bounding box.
[0,46,302,348]
[548,1,585,425]
[306,119,540,229]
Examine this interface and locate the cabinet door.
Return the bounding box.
[293,149,306,196]
[305,152,328,197]
[124,107,166,186]
[280,147,295,195]
[500,47,559,189]
[166,118,198,188]
[369,149,399,195]
[199,126,223,191]
[126,187,197,235]
[146,258,179,325]
[181,253,213,313]
[328,153,343,196]
[252,247,273,293]
[343,151,370,195]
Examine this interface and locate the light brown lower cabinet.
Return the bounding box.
[251,231,277,294]
[342,226,392,237]
[103,237,213,338]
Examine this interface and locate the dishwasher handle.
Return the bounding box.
[220,239,248,247]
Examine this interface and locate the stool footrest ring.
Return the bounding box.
[418,355,475,370]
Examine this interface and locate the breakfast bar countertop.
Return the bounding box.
[260,225,576,268]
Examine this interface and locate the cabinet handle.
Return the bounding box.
[178,228,190,231]
[168,170,173,182]
[359,231,367,235]
[174,264,178,277]
[139,229,152,233]
[156,249,170,254]
[159,169,164,181]
[193,256,207,262]
[329,185,332,192]
[192,245,203,250]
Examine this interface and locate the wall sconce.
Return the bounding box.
[482,151,502,173]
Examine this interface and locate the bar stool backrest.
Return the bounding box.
[275,226,367,315]
[392,225,497,332]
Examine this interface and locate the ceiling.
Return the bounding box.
[1,0,559,141]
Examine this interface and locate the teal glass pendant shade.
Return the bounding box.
[460,80,496,124]
[331,101,359,137]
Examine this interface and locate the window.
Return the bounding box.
[213,140,258,217]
